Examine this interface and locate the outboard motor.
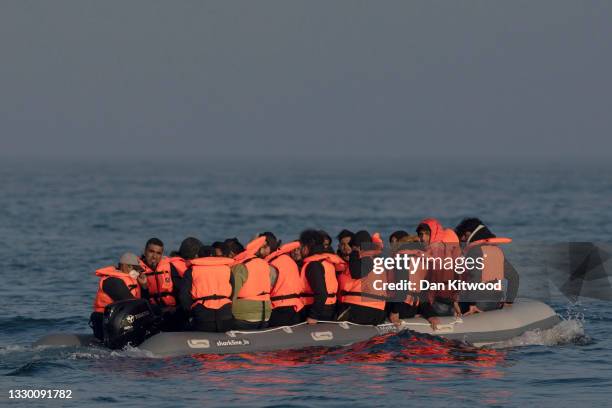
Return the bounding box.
[103,299,160,349]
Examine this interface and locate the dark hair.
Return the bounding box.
[319,230,332,245]
[350,230,372,249]
[454,218,484,237]
[223,238,244,255]
[337,229,354,241]
[178,237,202,260]
[145,237,164,249]
[299,229,324,253]
[416,224,431,235]
[197,245,216,258]
[211,241,224,250]
[259,231,280,251]
[389,230,409,243]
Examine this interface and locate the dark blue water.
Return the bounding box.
[1,159,610,407]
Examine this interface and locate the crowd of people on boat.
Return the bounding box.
[89,217,519,339]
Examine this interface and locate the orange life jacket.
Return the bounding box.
[190,257,234,310]
[464,237,511,283]
[426,228,462,303]
[92,266,141,313]
[140,257,175,307]
[300,253,341,306]
[337,260,387,311]
[266,242,304,312]
[167,256,191,279]
[233,237,272,302]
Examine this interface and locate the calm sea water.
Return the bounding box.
[1,159,610,407]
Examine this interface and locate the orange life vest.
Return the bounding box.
[426,228,462,303]
[266,242,304,312]
[464,237,511,283]
[300,253,341,306]
[92,266,141,313]
[233,237,272,302]
[337,260,387,311]
[190,257,234,310]
[140,257,175,307]
[167,256,191,279]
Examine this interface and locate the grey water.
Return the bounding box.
[0,159,610,407]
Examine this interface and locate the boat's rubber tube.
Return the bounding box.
[33,299,560,356]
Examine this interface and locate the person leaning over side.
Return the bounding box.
[90,252,148,340]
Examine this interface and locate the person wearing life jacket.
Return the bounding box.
[266,241,305,327]
[454,218,519,315]
[90,252,149,340]
[336,229,354,262]
[416,219,463,328]
[178,245,235,332]
[387,238,438,327]
[165,237,203,330]
[230,236,276,330]
[139,238,174,308]
[337,231,388,325]
[319,230,334,254]
[299,229,343,324]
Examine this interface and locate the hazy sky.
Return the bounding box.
[1,1,611,160]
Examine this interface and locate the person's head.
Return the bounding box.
[177,237,202,260]
[211,241,225,257]
[319,230,332,250]
[258,232,280,258]
[416,218,443,245]
[454,218,484,242]
[143,238,164,269]
[197,245,216,258]
[299,229,324,258]
[223,238,244,258]
[389,230,409,244]
[336,229,354,260]
[118,252,143,274]
[350,230,372,251]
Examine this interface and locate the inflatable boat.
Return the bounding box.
[34,299,560,357]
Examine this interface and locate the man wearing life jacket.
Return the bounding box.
[266,241,305,327]
[337,231,387,325]
[299,229,343,324]
[319,230,334,254]
[336,229,354,262]
[231,236,276,329]
[416,219,463,327]
[165,237,203,330]
[139,238,174,308]
[455,218,519,315]
[178,246,235,332]
[90,252,148,340]
[387,238,437,327]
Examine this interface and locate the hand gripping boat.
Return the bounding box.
[34,298,560,357]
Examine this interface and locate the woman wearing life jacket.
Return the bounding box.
[231,236,276,330]
[337,231,387,325]
[416,219,463,328]
[90,252,149,340]
[299,229,343,324]
[454,218,519,315]
[266,241,305,327]
[178,246,235,332]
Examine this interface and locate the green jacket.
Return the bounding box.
[231,263,277,322]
